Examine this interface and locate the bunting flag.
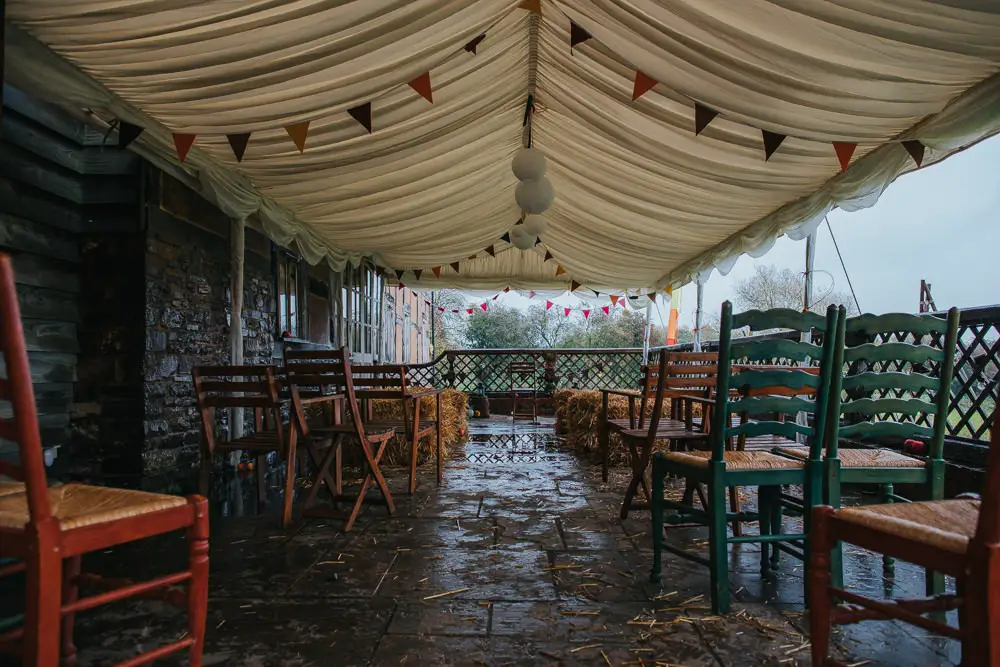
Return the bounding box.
[480,302,488,311]
[762,130,786,161]
[438,306,445,312]
[632,71,658,101]
[503,287,510,293]
[468,254,478,260]
[172,133,197,162]
[518,0,541,15]
[694,103,719,136]
[117,121,144,148]
[833,142,857,172]
[570,280,581,291]
[398,283,406,290]
[902,140,925,167]
[601,305,610,315]
[227,133,252,162]
[464,34,486,55]
[609,295,620,306]
[583,309,591,320]
[431,266,442,278]
[413,269,423,280]
[570,22,592,50]
[285,122,310,153]
[408,72,433,104]
[564,308,571,317]
[555,265,567,276]
[466,308,473,314]
[348,102,373,133]
[501,232,511,243]
[543,250,553,262]
[450,261,461,272]
[648,293,657,302]
[545,300,554,310]
[394,269,405,280]
[374,266,385,277]
[529,290,536,298]
[485,245,496,257]
[492,294,500,300]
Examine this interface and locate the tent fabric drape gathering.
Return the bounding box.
[5,0,1000,291]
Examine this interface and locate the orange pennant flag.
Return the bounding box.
[632,71,658,101]
[431,266,442,278]
[409,72,433,104]
[833,142,857,172]
[555,265,567,276]
[173,133,196,162]
[285,122,310,153]
[609,295,620,306]
[518,0,541,15]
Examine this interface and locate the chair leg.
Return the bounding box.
[281,430,298,528]
[334,440,343,497]
[809,506,835,667]
[256,453,268,511]
[436,425,443,486]
[650,460,664,584]
[60,555,82,667]
[728,485,742,537]
[708,473,730,614]
[881,483,895,579]
[24,522,62,667]
[770,491,782,570]
[598,421,610,483]
[187,498,210,667]
[758,486,772,576]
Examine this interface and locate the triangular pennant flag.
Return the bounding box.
[117,121,144,149]
[431,266,442,278]
[452,309,459,313]
[503,287,510,293]
[438,306,445,312]
[583,309,590,320]
[501,232,511,243]
[374,266,385,277]
[545,300,554,310]
[450,262,461,273]
[413,269,423,280]
[485,245,496,257]
[464,34,486,55]
[632,71,658,101]
[172,133,197,162]
[564,308,571,317]
[570,280,580,291]
[544,250,553,262]
[570,22,592,50]
[394,270,405,280]
[610,295,620,306]
[398,283,406,290]
[492,295,500,301]
[762,130,786,161]
[466,308,474,314]
[518,0,541,15]
[348,102,373,133]
[480,302,488,311]
[602,306,610,315]
[555,265,567,276]
[902,140,925,167]
[648,293,657,302]
[694,103,719,136]
[227,133,252,163]
[285,122,310,153]
[529,290,536,298]
[408,72,433,104]
[833,142,857,172]
[534,237,542,246]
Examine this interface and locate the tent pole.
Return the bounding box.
[693,282,705,352]
[642,302,652,364]
[230,217,246,441]
[804,230,817,312]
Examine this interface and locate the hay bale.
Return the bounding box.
[369,388,468,466]
[553,388,575,435]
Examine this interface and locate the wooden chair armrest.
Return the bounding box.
[601,388,642,398]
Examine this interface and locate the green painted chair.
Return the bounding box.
[773,307,960,592]
[649,302,840,613]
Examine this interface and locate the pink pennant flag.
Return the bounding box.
[564,308,571,317]
[602,306,610,315]
[583,309,590,320]
[529,290,536,298]
[480,302,488,311]
[546,300,554,310]
[492,294,500,300]
[438,306,445,312]
[466,308,474,314]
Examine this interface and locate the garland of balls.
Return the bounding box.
[509,146,554,250]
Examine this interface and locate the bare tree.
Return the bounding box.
[733,264,857,315]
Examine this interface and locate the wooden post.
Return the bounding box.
[230,217,246,441]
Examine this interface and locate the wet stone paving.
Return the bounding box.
[11,418,963,666]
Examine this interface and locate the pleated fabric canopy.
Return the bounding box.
[5,0,1000,293]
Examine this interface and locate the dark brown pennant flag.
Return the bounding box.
[694,103,719,135]
[409,72,433,104]
[413,269,423,280]
[117,121,144,148]
[544,250,553,262]
[173,133,197,162]
[632,71,658,101]
[431,266,442,278]
[570,22,591,50]
[762,130,786,161]
[501,232,511,243]
[450,262,461,273]
[285,122,310,153]
[485,245,496,257]
[227,133,252,162]
[570,280,580,291]
[394,270,405,281]
[464,34,486,54]
[349,102,373,133]
[518,0,541,15]
[833,142,857,172]
[902,140,925,167]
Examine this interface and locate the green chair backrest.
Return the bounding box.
[826,308,960,459]
[710,302,840,462]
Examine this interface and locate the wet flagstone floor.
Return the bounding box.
[5,418,963,666]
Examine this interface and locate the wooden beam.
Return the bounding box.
[0,143,136,205]
[1,110,139,175]
[0,211,80,262]
[0,175,84,232]
[2,85,107,147]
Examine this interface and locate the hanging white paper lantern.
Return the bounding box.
[510,225,536,250]
[511,147,547,181]
[521,214,547,237]
[515,177,555,214]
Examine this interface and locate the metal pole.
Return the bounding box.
[804,230,817,312]
[641,302,652,364]
[693,282,705,352]
[230,217,246,441]
[430,291,436,359]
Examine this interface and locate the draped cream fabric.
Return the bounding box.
[5,1,1000,292]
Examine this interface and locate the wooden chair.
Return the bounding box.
[0,252,209,666]
[650,303,840,613]
[774,308,960,591]
[509,360,537,421]
[285,347,396,532]
[809,407,1000,667]
[192,364,298,527]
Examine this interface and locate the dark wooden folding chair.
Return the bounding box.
[810,406,1000,667]
[192,364,299,527]
[286,347,396,532]
[0,252,209,667]
[509,360,538,421]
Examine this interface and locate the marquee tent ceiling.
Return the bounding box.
[4,1,1000,293]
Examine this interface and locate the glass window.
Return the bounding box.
[277,252,300,337]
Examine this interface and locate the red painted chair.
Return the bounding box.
[0,252,210,666]
[809,406,1000,666]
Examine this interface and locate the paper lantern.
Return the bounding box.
[515,177,554,214]
[510,226,535,250]
[521,214,547,237]
[512,147,547,181]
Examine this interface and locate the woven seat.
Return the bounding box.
[775,446,925,468]
[661,449,805,471]
[0,480,25,496]
[836,499,980,555]
[0,483,188,531]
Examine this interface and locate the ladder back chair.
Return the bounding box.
[285,347,396,531]
[0,252,209,667]
[650,303,840,613]
[775,307,960,591]
[509,360,538,421]
[809,407,1000,667]
[192,364,298,527]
